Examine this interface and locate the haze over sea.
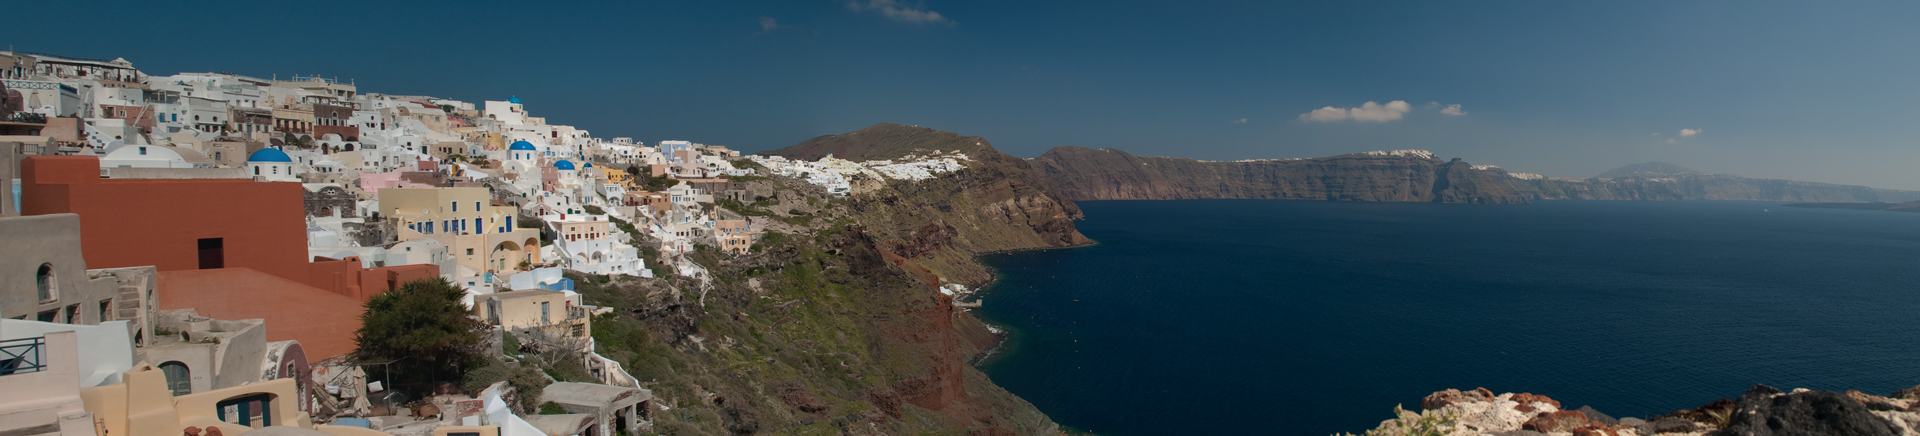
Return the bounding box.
[975,200,1920,436]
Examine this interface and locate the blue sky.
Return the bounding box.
[11,1,1920,188]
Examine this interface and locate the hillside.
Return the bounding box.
[1028,146,1530,204]
[763,124,1091,286]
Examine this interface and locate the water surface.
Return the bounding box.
[975,200,1920,436]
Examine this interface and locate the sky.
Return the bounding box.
[10,1,1920,188]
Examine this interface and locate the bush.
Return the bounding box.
[352,278,485,389]
[539,401,567,415]
[1335,405,1457,436]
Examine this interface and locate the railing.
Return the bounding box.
[5,113,47,124]
[0,337,48,376]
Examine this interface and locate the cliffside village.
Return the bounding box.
[0,50,967,436]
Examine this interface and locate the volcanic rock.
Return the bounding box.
[1712,384,1900,436]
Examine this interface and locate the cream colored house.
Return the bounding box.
[382,188,541,274]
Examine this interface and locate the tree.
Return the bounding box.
[352,277,486,389]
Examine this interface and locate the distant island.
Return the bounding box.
[1030,147,1920,204]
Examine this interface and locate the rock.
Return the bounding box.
[1423,387,1497,411]
[1637,417,1698,434]
[1871,410,1920,436]
[1850,390,1911,411]
[1619,417,1647,427]
[1578,405,1620,426]
[1524,410,1593,433]
[1891,385,1920,401]
[1492,431,1548,436]
[1714,384,1900,436]
[1665,398,1737,424]
[1445,396,1542,434]
[1571,427,1620,436]
[1512,393,1564,409]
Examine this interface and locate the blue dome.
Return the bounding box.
[247,148,292,163]
[508,141,536,151]
[507,96,522,104]
[554,160,576,170]
[583,161,593,168]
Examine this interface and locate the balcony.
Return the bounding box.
[0,336,47,376]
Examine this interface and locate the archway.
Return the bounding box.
[159,361,191,395]
[523,238,540,265]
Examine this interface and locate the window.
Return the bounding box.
[541,302,550,324]
[139,147,147,155]
[159,362,192,396]
[254,167,259,175]
[65,305,79,324]
[466,248,474,256]
[99,300,113,322]
[197,238,224,269]
[36,263,55,302]
[216,393,274,428]
[452,201,458,212]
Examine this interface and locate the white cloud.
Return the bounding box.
[846,0,952,25]
[1439,104,1466,116]
[1666,138,1678,144]
[760,16,781,32]
[1301,106,1352,122]
[1232,118,1247,124]
[1680,128,1701,137]
[1299,101,1416,122]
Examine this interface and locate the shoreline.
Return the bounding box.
[963,239,1097,368]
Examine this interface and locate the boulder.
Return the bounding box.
[1445,396,1544,434]
[1665,398,1736,424]
[1713,384,1900,436]
[1891,385,1920,401]
[1577,405,1619,426]
[1637,417,1698,434]
[1618,417,1647,427]
[1492,431,1547,436]
[1511,393,1564,409]
[1423,387,1497,411]
[1524,410,1593,433]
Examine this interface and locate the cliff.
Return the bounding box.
[568,124,1087,436]
[1029,146,1530,204]
[1032,150,1920,204]
[1514,163,1920,202]
[764,123,1091,286]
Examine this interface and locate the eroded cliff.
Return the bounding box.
[1029,146,1529,204]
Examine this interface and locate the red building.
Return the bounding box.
[20,155,438,361]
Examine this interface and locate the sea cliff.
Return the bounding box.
[1029,146,1528,204]
[1031,147,1920,204]
[570,124,1086,435]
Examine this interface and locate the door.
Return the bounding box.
[159,361,191,395]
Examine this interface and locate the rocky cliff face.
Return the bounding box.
[1029,146,1529,204]
[1514,175,1920,202]
[560,123,1088,436]
[764,124,1091,286]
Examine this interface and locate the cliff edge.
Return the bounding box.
[1029,146,1530,204]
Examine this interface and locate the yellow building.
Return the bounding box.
[381,188,542,274]
[475,290,590,340]
[80,361,401,436]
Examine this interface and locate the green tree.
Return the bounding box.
[352,278,486,389]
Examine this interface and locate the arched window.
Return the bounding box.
[159,361,191,395]
[36,263,55,302]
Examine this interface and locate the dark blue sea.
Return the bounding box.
[974,200,1920,436]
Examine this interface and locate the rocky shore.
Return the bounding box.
[1347,385,1920,436]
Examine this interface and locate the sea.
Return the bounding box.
[973,199,1920,436]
